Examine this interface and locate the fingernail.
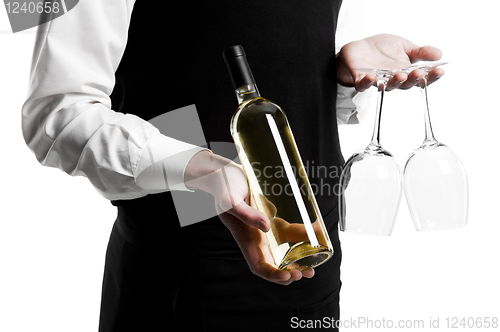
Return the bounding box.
[260,220,269,232]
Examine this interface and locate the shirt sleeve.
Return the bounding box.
[336,84,373,125]
[21,0,205,201]
[335,0,372,125]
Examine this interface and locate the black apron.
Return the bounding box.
[101,1,344,330]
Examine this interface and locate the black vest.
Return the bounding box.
[110,0,344,247]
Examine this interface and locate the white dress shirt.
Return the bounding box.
[21,0,369,201]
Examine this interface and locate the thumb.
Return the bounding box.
[228,201,271,232]
[409,45,442,63]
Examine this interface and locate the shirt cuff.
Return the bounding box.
[336,83,373,125]
[129,121,208,193]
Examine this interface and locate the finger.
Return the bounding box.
[228,201,271,232]
[427,68,445,85]
[218,210,312,285]
[409,45,442,63]
[272,218,308,244]
[272,268,316,284]
[289,269,302,281]
[218,212,294,285]
[253,260,295,284]
[354,73,376,92]
[215,206,301,285]
[399,68,425,90]
[302,268,315,278]
[386,72,408,91]
[255,193,277,220]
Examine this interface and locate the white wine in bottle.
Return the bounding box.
[222,45,333,271]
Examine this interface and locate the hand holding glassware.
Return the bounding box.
[339,62,468,236]
[339,69,403,236]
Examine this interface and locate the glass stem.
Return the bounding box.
[370,80,387,148]
[419,76,436,143]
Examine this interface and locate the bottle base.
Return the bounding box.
[278,241,333,271]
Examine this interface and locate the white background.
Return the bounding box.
[1,1,499,331]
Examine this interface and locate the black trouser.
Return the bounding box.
[98,207,342,331]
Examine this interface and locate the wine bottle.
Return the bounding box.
[222,45,333,271]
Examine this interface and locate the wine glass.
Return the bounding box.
[402,62,468,231]
[339,69,403,236]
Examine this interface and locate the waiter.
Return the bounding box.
[22,0,444,330]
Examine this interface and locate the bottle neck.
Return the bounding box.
[235,83,260,104]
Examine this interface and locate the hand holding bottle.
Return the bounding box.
[185,150,314,285]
